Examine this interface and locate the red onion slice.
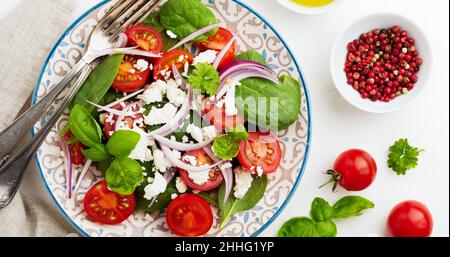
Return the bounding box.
[72,159,93,197]
[160,145,224,173]
[86,100,136,117]
[168,23,220,52]
[172,63,188,91]
[84,46,161,63]
[213,35,236,70]
[203,146,233,204]
[219,60,276,80]
[153,133,213,152]
[114,33,128,48]
[104,88,145,109]
[59,135,73,199]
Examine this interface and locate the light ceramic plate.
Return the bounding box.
[330,13,431,114]
[32,0,312,237]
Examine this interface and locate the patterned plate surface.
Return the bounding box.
[33,0,312,237]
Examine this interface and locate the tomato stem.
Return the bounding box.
[319,170,341,192]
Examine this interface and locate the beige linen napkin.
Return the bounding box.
[0,0,76,237]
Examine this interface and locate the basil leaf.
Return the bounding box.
[142,13,178,52]
[235,75,301,132]
[198,192,219,207]
[82,144,109,162]
[277,217,337,237]
[69,105,102,147]
[234,51,267,65]
[218,175,268,228]
[71,54,124,112]
[332,196,375,219]
[315,220,338,237]
[159,0,218,42]
[228,125,249,142]
[310,197,335,222]
[106,130,141,158]
[212,135,240,160]
[106,158,143,195]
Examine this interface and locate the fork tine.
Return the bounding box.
[103,0,145,36]
[97,0,136,30]
[108,0,162,41]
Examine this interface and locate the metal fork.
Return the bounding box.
[0,0,161,208]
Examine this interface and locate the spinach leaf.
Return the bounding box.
[71,54,124,112]
[277,217,337,237]
[198,192,219,207]
[106,130,141,158]
[332,196,375,219]
[234,51,267,65]
[82,144,109,162]
[99,90,124,106]
[235,75,301,132]
[69,105,103,147]
[142,13,178,51]
[159,0,218,42]
[218,175,268,228]
[135,162,178,212]
[105,158,143,195]
[310,197,335,222]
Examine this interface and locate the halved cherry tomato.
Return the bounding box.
[63,131,86,165]
[112,55,150,93]
[126,24,163,54]
[153,49,194,81]
[178,149,224,192]
[103,102,144,139]
[203,97,245,131]
[195,27,236,70]
[237,132,282,174]
[84,181,136,225]
[166,194,213,237]
[388,201,433,237]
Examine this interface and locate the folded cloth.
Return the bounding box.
[0,0,76,237]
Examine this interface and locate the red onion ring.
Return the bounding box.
[160,144,224,173]
[72,159,93,197]
[153,133,214,152]
[203,146,233,204]
[213,35,236,70]
[104,88,145,109]
[168,23,220,52]
[59,135,73,199]
[84,46,161,63]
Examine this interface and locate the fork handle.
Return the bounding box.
[0,58,89,166]
[0,62,95,209]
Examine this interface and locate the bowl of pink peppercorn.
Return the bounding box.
[330,13,431,114]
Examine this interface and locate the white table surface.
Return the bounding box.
[1,0,448,237]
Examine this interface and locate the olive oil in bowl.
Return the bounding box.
[290,0,334,8]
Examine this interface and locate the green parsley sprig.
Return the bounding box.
[388,138,425,175]
[187,63,220,95]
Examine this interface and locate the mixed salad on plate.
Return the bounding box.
[61,0,301,237]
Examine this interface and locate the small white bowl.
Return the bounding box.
[330,13,431,114]
[277,0,344,15]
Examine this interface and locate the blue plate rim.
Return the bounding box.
[31,0,312,238]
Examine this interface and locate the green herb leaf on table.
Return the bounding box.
[159,0,218,42]
[188,63,221,96]
[69,105,103,147]
[82,144,109,162]
[106,158,143,195]
[71,54,124,112]
[277,217,337,237]
[332,196,375,219]
[106,130,141,158]
[218,175,268,228]
[234,51,267,65]
[388,138,424,175]
[235,75,302,132]
[310,197,335,222]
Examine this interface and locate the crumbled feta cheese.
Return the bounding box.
[192,190,200,194]
[125,127,153,162]
[166,79,187,107]
[234,167,254,199]
[144,172,167,200]
[182,136,190,143]
[129,68,136,74]
[166,30,178,39]
[256,166,264,177]
[171,194,178,200]
[182,155,198,166]
[221,162,233,170]
[138,80,167,104]
[186,124,204,143]
[134,59,149,72]
[224,85,238,116]
[193,50,217,65]
[153,149,172,173]
[144,103,178,126]
[144,213,154,222]
[181,62,190,77]
[203,126,217,141]
[188,169,210,186]
[175,177,188,193]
